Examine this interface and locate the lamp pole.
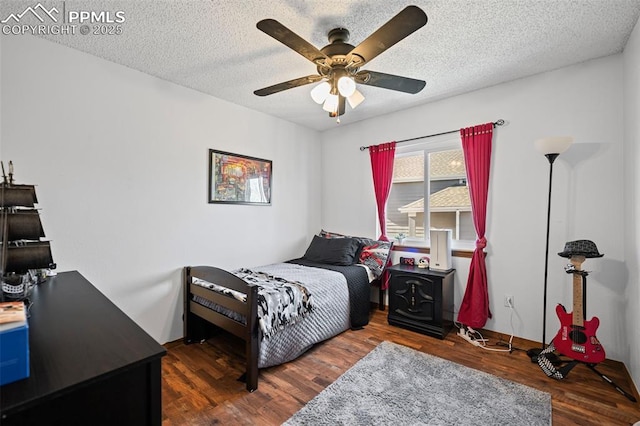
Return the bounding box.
[528,137,573,363]
[541,153,558,351]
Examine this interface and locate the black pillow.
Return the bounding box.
[303,235,360,266]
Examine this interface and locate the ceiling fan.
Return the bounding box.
[254,6,428,119]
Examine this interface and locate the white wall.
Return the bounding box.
[0,35,322,344]
[623,16,640,393]
[1,29,636,384]
[321,55,628,362]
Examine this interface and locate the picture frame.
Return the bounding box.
[208,149,272,205]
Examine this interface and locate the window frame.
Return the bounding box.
[389,136,476,251]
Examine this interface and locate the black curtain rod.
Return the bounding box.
[359,119,505,151]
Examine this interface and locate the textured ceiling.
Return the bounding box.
[4,0,640,131]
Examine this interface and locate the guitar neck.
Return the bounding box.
[571,255,586,327]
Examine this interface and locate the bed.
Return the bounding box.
[183,233,392,391]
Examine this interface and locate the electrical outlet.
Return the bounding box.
[504,295,514,308]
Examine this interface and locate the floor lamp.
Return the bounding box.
[527,136,573,363]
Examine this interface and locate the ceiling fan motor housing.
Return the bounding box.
[319,28,359,73]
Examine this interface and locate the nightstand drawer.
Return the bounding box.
[387,265,454,339]
[390,274,438,321]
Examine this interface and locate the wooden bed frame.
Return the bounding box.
[183,263,382,392]
[183,266,260,392]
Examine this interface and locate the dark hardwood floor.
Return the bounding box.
[162,308,640,425]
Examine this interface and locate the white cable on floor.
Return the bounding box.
[457,305,515,352]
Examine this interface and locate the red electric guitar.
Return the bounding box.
[552,255,606,364]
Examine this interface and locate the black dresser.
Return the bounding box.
[0,271,166,425]
[387,264,455,339]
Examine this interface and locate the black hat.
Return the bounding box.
[558,240,604,258]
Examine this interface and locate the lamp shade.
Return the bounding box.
[322,94,339,113]
[310,82,331,104]
[337,76,356,97]
[534,136,573,156]
[347,89,365,109]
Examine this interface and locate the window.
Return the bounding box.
[386,139,474,243]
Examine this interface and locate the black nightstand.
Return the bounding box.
[387,264,455,339]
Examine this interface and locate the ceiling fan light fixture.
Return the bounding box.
[347,89,365,109]
[337,76,356,97]
[322,93,339,113]
[310,81,331,104]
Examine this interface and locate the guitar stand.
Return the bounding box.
[538,269,637,402]
[586,363,637,402]
[544,357,637,402]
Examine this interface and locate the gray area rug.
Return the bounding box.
[284,341,551,425]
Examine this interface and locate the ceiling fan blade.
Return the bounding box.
[257,19,329,65]
[348,6,427,66]
[254,75,324,97]
[356,70,425,94]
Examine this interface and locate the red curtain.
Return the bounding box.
[369,142,396,241]
[457,123,494,329]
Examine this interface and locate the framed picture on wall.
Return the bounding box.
[208,149,272,205]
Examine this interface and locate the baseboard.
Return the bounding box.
[621,362,640,403]
[370,302,385,311]
[163,338,184,349]
[460,326,639,399]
